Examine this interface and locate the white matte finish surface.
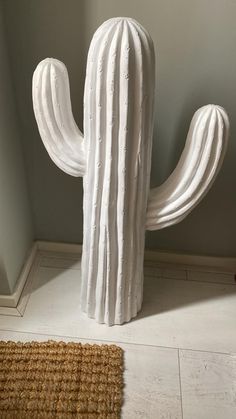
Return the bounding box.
[81,18,155,325]
[32,17,229,325]
[32,59,85,177]
[146,105,229,230]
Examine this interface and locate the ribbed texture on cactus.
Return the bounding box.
[32,17,229,326]
[81,18,155,325]
[32,58,85,177]
[146,105,229,230]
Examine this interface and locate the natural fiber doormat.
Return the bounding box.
[0,340,123,419]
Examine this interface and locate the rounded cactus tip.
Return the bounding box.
[200,103,227,114]
[105,17,136,23]
[196,104,229,128]
[35,57,66,71]
[100,16,144,30]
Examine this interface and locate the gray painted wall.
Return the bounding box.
[3,0,236,257]
[0,3,33,294]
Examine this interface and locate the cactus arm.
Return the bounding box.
[146,104,229,230]
[32,58,86,177]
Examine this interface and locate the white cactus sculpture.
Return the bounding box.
[32,18,229,325]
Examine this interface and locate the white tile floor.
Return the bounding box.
[1,251,236,418]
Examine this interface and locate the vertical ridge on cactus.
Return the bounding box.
[146,105,229,230]
[32,17,229,326]
[32,58,85,177]
[81,18,155,325]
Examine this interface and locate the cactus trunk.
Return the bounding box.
[81,19,155,325]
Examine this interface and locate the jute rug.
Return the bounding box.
[0,340,123,419]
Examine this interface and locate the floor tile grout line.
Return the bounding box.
[145,274,236,286]
[0,327,234,356]
[178,349,184,419]
[39,252,235,276]
[145,275,188,281]
[39,256,235,285]
[185,278,236,286]
[36,268,236,287]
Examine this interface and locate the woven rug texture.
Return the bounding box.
[0,340,123,418]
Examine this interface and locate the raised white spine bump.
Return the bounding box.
[146,105,229,230]
[32,58,85,177]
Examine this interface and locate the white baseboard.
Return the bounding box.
[0,241,235,313]
[37,240,82,254]
[0,243,38,309]
[0,241,82,313]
